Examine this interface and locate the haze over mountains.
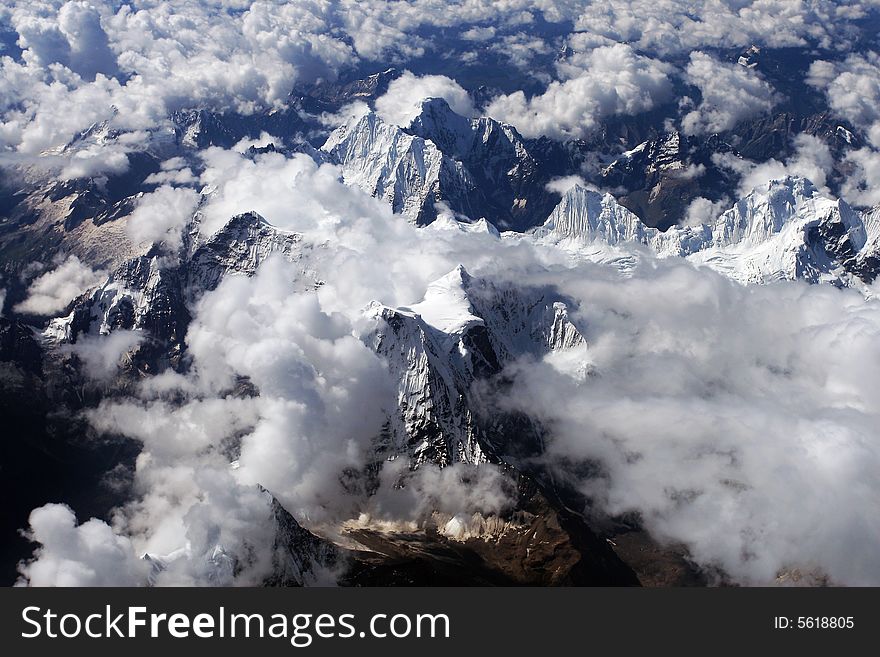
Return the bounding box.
[1,1,880,587]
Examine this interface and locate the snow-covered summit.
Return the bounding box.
[365,265,585,467]
[321,110,475,224]
[534,185,656,246]
[527,177,878,287]
[321,98,555,229]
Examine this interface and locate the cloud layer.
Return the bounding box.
[485,44,673,139]
[682,52,778,136]
[497,263,880,585]
[14,255,105,315]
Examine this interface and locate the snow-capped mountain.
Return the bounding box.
[528,177,879,286]
[321,110,476,224]
[6,55,880,588]
[409,98,558,229]
[597,130,736,229]
[366,264,584,467]
[40,203,584,472]
[321,98,558,229]
[43,211,308,362]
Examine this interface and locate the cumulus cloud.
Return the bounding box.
[58,140,132,181]
[182,257,394,518]
[807,53,880,148]
[56,1,119,80]
[0,1,356,155]
[66,330,144,381]
[318,100,371,129]
[682,196,729,227]
[461,25,496,42]
[7,0,880,585]
[362,460,516,525]
[489,31,553,73]
[17,145,549,585]
[144,157,198,186]
[496,262,880,585]
[14,255,105,316]
[485,44,673,139]
[0,0,877,160]
[840,147,880,207]
[682,51,779,135]
[545,175,600,195]
[16,134,880,587]
[17,504,147,586]
[126,184,200,248]
[545,175,586,194]
[232,131,280,153]
[195,147,539,314]
[572,0,872,55]
[374,70,475,127]
[714,133,834,196]
[60,258,395,584]
[804,53,880,207]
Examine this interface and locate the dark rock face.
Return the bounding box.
[0,316,142,586]
[170,108,307,150]
[297,68,399,113]
[598,132,737,230]
[408,98,560,230]
[264,495,342,587]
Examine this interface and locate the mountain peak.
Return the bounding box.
[538,185,652,245]
[408,97,475,155]
[408,265,482,335]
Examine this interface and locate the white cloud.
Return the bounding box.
[490,31,553,72]
[15,136,880,587]
[573,0,872,55]
[56,1,119,80]
[59,141,131,181]
[8,0,880,582]
[144,156,198,186]
[363,460,516,525]
[0,0,877,160]
[374,70,475,127]
[808,53,880,148]
[318,100,371,129]
[545,175,599,194]
[17,503,147,586]
[682,196,728,227]
[14,255,105,315]
[496,262,880,585]
[485,44,673,139]
[840,147,880,207]
[682,51,779,135]
[714,133,834,196]
[126,185,200,248]
[232,131,280,153]
[461,25,496,42]
[0,0,356,155]
[66,330,144,381]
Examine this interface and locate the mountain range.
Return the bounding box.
[2,75,878,587]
